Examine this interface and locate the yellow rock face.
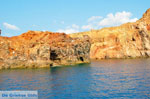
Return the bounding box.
[70,8,150,59]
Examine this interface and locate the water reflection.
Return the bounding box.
[90,59,150,98]
[0,59,150,98]
[48,64,93,98]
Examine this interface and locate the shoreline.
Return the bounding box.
[1,57,150,70]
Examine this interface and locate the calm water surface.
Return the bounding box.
[0,59,150,99]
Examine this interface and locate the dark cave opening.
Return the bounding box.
[79,57,84,62]
[50,50,58,61]
[132,37,136,41]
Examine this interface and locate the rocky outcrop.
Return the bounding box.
[1,8,150,69]
[0,31,91,69]
[70,8,150,59]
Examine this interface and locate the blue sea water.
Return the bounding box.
[0,59,150,99]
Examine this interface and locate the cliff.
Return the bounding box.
[1,9,150,69]
[70,8,150,59]
[0,31,91,69]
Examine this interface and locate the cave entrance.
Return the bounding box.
[132,37,136,41]
[79,57,84,62]
[50,50,58,60]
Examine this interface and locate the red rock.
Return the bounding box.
[0,31,91,69]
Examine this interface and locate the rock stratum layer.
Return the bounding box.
[1,8,150,69]
[0,31,91,69]
[70,8,150,59]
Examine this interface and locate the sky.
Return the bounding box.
[0,0,150,37]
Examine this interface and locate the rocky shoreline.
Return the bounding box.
[1,8,150,69]
[0,31,91,69]
[70,8,150,59]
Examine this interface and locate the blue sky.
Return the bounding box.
[0,0,150,36]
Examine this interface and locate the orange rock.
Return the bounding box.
[70,8,150,59]
[147,24,150,30]
[0,31,91,69]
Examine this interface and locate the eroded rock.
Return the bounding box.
[70,8,150,60]
[0,31,91,69]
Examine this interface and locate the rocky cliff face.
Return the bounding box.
[1,9,150,69]
[70,8,150,59]
[0,31,91,69]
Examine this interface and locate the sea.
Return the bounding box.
[0,58,150,99]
